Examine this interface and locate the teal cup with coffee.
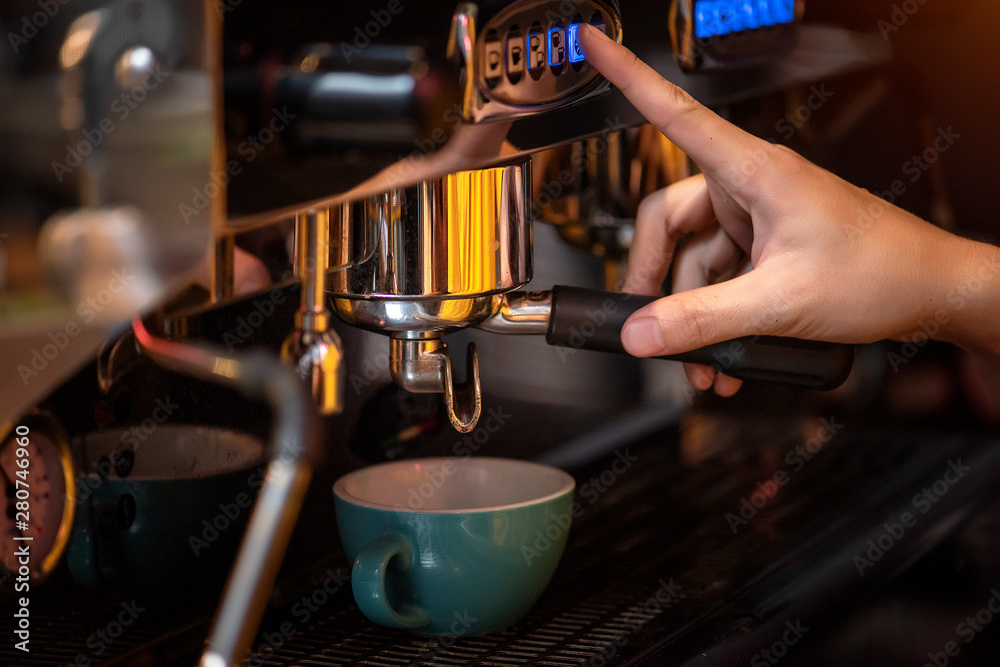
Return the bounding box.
[333,457,575,636]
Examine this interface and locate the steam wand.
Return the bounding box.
[131,317,327,667]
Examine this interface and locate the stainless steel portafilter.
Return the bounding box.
[330,157,855,433]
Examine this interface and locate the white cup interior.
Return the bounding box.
[334,457,574,512]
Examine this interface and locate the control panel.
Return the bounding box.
[670,0,803,71]
[449,1,622,123]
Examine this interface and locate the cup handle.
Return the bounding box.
[351,533,430,630]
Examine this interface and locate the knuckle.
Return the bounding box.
[753,282,802,336]
[770,143,800,160]
[616,52,644,97]
[660,87,702,133]
[727,141,787,201]
[769,144,813,176]
[663,296,717,348]
[668,85,698,113]
[736,143,774,180]
[635,193,660,225]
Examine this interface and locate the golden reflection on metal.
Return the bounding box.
[96,330,142,394]
[208,357,242,382]
[417,167,507,323]
[446,6,478,122]
[534,124,689,230]
[300,53,319,73]
[212,236,235,303]
[668,1,697,72]
[445,168,501,295]
[282,209,345,415]
[331,200,355,272]
[59,11,102,70]
[45,430,76,579]
[632,123,690,191]
[534,125,689,289]
[331,159,529,302]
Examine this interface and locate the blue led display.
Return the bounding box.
[567,23,586,63]
[695,0,796,39]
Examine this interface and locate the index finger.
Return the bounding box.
[577,23,756,174]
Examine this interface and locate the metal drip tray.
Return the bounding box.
[4,425,1000,666]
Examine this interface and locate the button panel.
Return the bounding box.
[457,0,622,122]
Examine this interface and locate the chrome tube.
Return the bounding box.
[130,318,322,667]
[282,209,345,415]
[477,291,553,335]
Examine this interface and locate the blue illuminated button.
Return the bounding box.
[527,30,545,71]
[548,26,566,68]
[567,23,585,63]
[739,1,761,30]
[771,0,795,24]
[695,4,718,39]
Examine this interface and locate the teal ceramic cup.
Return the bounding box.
[66,425,264,594]
[333,457,576,636]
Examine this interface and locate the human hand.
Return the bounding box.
[578,24,998,395]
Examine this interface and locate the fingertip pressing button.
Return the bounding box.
[567,23,585,63]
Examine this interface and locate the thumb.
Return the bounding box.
[620,272,778,357]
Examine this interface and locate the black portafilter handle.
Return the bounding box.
[545,286,855,390]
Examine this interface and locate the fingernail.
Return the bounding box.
[621,316,666,356]
[693,366,715,391]
[578,22,609,43]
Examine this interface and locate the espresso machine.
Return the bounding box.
[4,1,1000,665]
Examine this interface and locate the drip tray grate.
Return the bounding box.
[5,427,1000,666]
